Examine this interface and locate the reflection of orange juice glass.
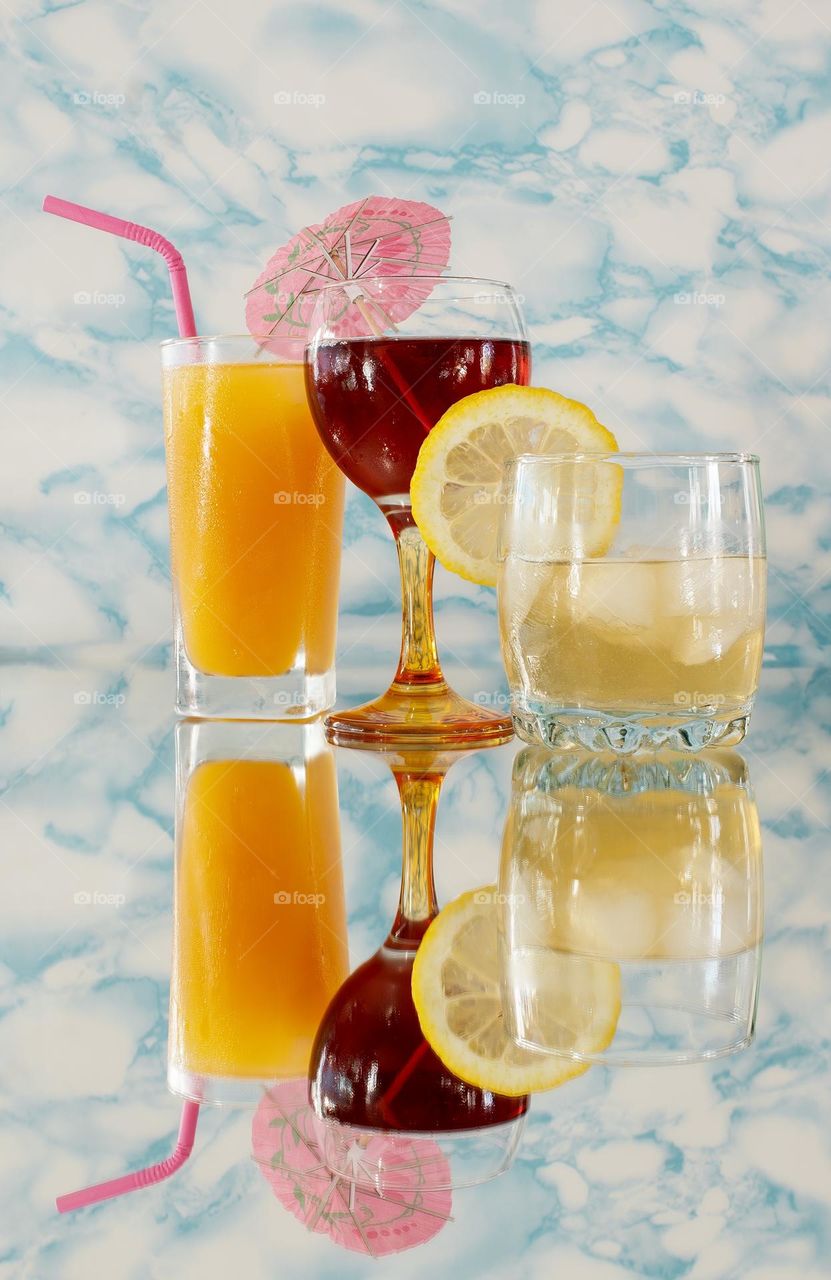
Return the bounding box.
[162,339,345,719]
[168,720,349,1104]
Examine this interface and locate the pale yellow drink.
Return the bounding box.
[499,556,766,718]
[500,749,763,1062]
[503,766,763,961]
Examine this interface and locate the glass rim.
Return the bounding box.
[160,333,293,351]
[508,450,760,466]
[307,273,515,294]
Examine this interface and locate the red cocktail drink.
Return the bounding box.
[310,939,527,1131]
[307,335,530,503]
[304,277,531,745]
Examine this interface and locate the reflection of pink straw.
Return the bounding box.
[42,195,197,339]
[44,192,200,1212]
[56,1100,200,1213]
[378,1039,431,1126]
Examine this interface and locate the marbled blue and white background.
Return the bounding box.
[1,1,830,1277]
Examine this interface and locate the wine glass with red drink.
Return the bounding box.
[309,745,528,1189]
[305,276,530,745]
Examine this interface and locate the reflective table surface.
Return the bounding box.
[1,662,828,1279]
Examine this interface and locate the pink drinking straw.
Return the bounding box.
[55,1099,200,1213]
[42,195,197,339]
[44,192,200,1212]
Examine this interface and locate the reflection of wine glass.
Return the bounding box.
[305,275,531,746]
[500,748,763,1065]
[309,744,528,1189]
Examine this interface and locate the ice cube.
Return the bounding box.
[657,855,757,957]
[720,558,762,613]
[513,564,556,660]
[660,558,761,617]
[500,560,560,695]
[564,887,659,959]
[674,616,750,666]
[659,559,723,616]
[576,562,658,631]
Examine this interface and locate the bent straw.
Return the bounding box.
[44,192,201,1212]
[349,294,434,437]
[42,195,197,339]
[56,1100,200,1213]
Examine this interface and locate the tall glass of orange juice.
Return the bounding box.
[161,337,345,718]
[168,719,349,1105]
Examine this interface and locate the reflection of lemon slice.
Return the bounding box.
[411,385,619,587]
[411,886,621,1096]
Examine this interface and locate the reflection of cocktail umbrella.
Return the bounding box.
[245,195,451,355]
[252,1079,452,1257]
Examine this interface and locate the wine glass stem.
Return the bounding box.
[389,516,444,689]
[388,768,441,945]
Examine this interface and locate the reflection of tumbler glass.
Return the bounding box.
[500,748,763,1065]
[168,719,349,1105]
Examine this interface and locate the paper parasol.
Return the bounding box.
[251,1079,452,1257]
[245,195,451,356]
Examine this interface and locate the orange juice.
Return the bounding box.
[163,360,344,677]
[169,750,348,1085]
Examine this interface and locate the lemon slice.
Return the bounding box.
[410,385,619,586]
[411,885,621,1096]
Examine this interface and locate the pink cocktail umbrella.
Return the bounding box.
[43,192,201,1213]
[252,1079,453,1257]
[245,195,451,358]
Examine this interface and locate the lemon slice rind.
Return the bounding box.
[411,885,621,1097]
[411,385,620,587]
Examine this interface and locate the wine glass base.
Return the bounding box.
[325,682,514,747]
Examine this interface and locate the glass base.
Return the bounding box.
[512,703,752,754]
[325,680,514,747]
[176,643,336,720]
[168,1062,285,1108]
